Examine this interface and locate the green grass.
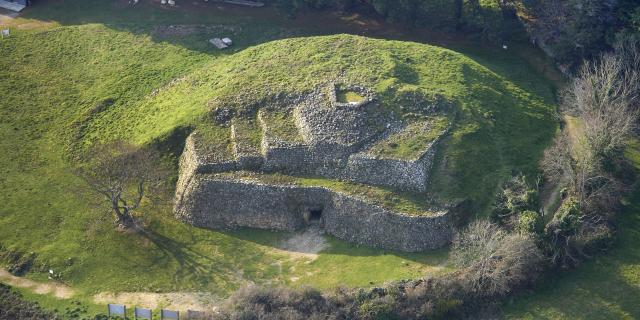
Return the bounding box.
[259,110,304,143]
[501,140,640,319]
[232,117,263,151]
[192,125,234,162]
[101,33,555,212]
[0,0,559,317]
[219,171,441,216]
[336,90,366,103]
[369,116,450,160]
[294,238,452,289]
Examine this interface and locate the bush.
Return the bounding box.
[358,296,398,320]
[517,210,544,236]
[217,285,348,319]
[552,197,581,234]
[491,174,539,227]
[452,221,544,296]
[545,197,583,267]
[0,284,57,320]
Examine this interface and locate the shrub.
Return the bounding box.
[517,210,544,236]
[358,296,398,320]
[217,285,346,319]
[491,174,539,226]
[545,197,583,267]
[432,298,462,318]
[0,284,58,320]
[552,197,581,234]
[452,221,544,296]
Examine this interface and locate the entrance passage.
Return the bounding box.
[309,209,323,222]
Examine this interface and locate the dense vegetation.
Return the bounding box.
[501,36,640,319]
[269,0,523,41]
[0,284,57,320]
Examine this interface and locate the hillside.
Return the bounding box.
[0,2,558,317]
[79,34,556,210]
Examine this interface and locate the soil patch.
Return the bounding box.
[0,10,18,24]
[0,268,74,299]
[275,226,329,260]
[93,291,219,313]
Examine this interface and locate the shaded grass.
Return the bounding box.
[232,117,263,151]
[259,110,304,143]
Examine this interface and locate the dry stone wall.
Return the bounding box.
[174,176,452,252]
[173,84,455,252]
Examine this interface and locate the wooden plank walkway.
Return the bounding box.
[0,0,26,12]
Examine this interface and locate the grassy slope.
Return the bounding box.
[0,0,557,317]
[0,0,453,305]
[502,140,640,319]
[369,116,450,160]
[88,34,555,211]
[0,26,448,290]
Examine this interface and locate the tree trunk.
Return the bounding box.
[114,208,135,229]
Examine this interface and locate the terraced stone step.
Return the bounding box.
[257,109,308,171]
[230,117,263,170]
[257,109,305,147]
[174,171,452,252]
[184,125,236,173]
[342,116,450,192]
[365,116,450,161]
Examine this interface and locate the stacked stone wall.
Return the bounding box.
[325,193,452,251]
[174,177,452,252]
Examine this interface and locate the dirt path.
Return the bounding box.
[0,268,75,299]
[0,267,220,312]
[93,291,219,313]
[274,226,329,260]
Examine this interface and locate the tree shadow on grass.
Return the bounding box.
[137,227,233,288]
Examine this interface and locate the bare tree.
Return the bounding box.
[562,45,640,159]
[540,133,574,187]
[451,221,543,297]
[74,141,169,229]
[538,40,640,267]
[557,40,640,213]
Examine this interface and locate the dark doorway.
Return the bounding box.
[309,209,323,222]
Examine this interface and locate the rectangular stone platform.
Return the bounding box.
[0,0,26,12]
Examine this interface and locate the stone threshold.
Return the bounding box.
[0,0,26,12]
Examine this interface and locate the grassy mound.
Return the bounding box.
[80,34,555,209]
[0,4,556,315]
